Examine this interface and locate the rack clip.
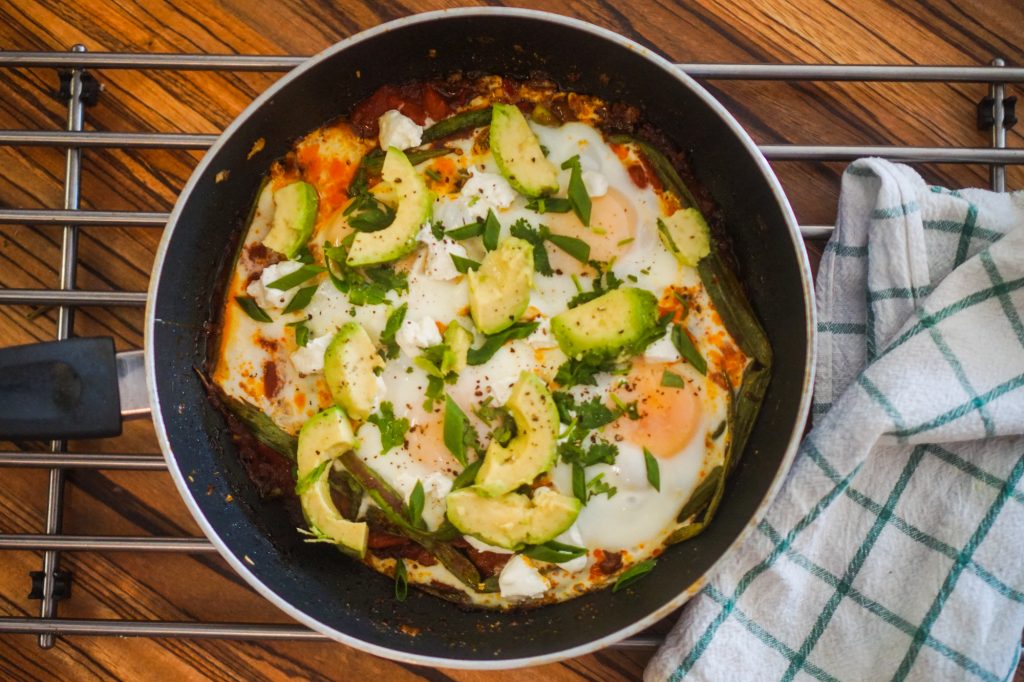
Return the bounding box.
[28,569,72,602]
[977,95,1017,131]
[56,69,102,107]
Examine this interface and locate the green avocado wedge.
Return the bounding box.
[346,147,432,267]
[263,180,318,258]
[446,486,580,551]
[467,236,534,334]
[474,372,559,497]
[323,322,383,421]
[296,407,367,557]
[490,103,559,198]
[551,287,658,359]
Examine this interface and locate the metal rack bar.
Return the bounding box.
[0,130,217,148]
[0,209,168,226]
[0,535,215,552]
[2,51,1024,82]
[0,290,147,306]
[0,452,166,470]
[0,617,662,647]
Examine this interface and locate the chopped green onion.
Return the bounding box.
[617,237,635,247]
[424,167,443,182]
[561,155,592,226]
[482,209,500,251]
[612,559,657,593]
[266,264,324,291]
[235,296,272,323]
[287,321,311,347]
[446,221,485,240]
[522,540,587,564]
[443,395,469,466]
[671,324,707,375]
[282,285,318,314]
[408,480,425,528]
[544,231,591,263]
[466,321,539,366]
[394,558,408,601]
[451,458,483,491]
[450,254,481,273]
[572,462,586,505]
[525,197,572,214]
[643,448,661,492]
[711,420,727,439]
[660,370,686,389]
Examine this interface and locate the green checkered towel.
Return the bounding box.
[647,159,1024,681]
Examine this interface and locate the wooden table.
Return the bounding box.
[1,1,1021,679]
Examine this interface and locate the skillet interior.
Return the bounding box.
[148,9,811,665]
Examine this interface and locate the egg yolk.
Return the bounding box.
[544,187,636,275]
[606,361,700,458]
[405,412,461,473]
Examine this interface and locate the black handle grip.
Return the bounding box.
[0,337,122,440]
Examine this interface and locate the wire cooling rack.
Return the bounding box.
[0,48,1020,651]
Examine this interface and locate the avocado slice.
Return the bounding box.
[475,372,559,497]
[551,287,659,358]
[446,486,581,550]
[468,236,533,334]
[490,103,559,198]
[263,180,318,258]
[657,207,711,267]
[297,407,367,557]
[323,322,383,421]
[346,147,433,267]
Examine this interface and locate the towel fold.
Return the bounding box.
[647,159,1024,681]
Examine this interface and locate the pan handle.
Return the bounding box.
[0,337,150,440]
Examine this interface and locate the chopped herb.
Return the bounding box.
[379,303,407,359]
[324,239,408,306]
[482,209,501,251]
[415,341,461,410]
[525,197,572,214]
[572,462,586,504]
[366,402,410,455]
[450,254,481,273]
[291,321,311,347]
[561,154,592,226]
[711,420,727,439]
[451,458,483,491]
[558,439,618,467]
[424,167,443,182]
[429,220,445,240]
[509,219,553,276]
[617,237,635,247]
[408,480,425,528]
[293,244,315,264]
[612,559,656,593]
[543,229,590,263]
[473,397,515,446]
[554,351,622,387]
[443,395,471,466]
[566,264,623,308]
[446,221,485,240]
[345,192,396,232]
[643,448,661,491]
[522,540,587,564]
[282,285,318,314]
[235,295,273,323]
[671,324,707,375]
[586,472,617,500]
[394,558,408,601]
[660,370,686,389]
[266,264,324,291]
[466,321,539,365]
[294,459,330,495]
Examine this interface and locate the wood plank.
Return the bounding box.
[0,1,1021,679]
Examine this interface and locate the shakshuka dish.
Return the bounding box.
[207,74,772,608]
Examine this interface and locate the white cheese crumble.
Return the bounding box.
[460,167,518,210]
[396,315,442,359]
[581,169,609,198]
[290,332,332,375]
[644,333,682,364]
[463,535,514,555]
[377,109,423,150]
[246,260,304,312]
[416,223,469,281]
[498,554,551,599]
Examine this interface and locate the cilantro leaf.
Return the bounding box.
[466,321,539,366]
[379,303,407,359]
[367,402,410,455]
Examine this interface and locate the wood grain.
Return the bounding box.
[0,1,1021,680]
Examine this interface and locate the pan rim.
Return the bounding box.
[145,6,816,670]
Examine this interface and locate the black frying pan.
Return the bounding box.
[2,8,814,668]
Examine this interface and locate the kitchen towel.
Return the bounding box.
[647,158,1024,681]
